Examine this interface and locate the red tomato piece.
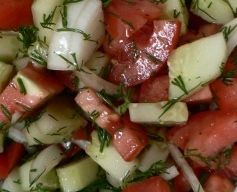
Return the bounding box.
[173,171,191,192]
[0,142,24,179]
[104,0,163,39]
[204,173,234,192]
[168,110,237,159]
[123,176,170,192]
[112,115,148,161]
[0,0,33,30]
[0,65,63,124]
[75,88,122,135]
[108,20,181,86]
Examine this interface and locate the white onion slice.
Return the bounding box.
[72,139,90,150]
[13,57,31,71]
[29,145,64,185]
[48,0,105,70]
[168,144,205,192]
[222,18,237,56]
[8,127,27,144]
[11,112,22,124]
[160,165,179,181]
[234,186,237,192]
[75,67,118,95]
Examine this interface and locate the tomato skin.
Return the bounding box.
[204,173,234,192]
[0,142,24,179]
[108,20,181,86]
[112,115,148,161]
[168,110,237,160]
[104,0,163,39]
[123,176,170,192]
[0,0,33,30]
[173,171,191,192]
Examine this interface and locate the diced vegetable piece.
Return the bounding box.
[191,0,234,24]
[74,67,118,95]
[86,131,138,183]
[0,142,24,180]
[0,62,14,92]
[30,145,64,185]
[228,0,237,15]
[163,0,189,34]
[19,160,59,191]
[0,0,33,30]
[56,157,99,192]
[123,176,171,192]
[160,165,179,181]
[129,102,188,125]
[24,96,86,145]
[48,0,105,70]
[0,34,21,62]
[168,144,204,192]
[204,173,234,192]
[85,51,109,75]
[75,88,121,135]
[168,33,227,100]
[2,168,25,192]
[139,141,169,172]
[222,18,237,56]
[31,0,64,43]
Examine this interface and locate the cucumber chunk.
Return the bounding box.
[163,0,189,34]
[56,157,99,192]
[168,33,227,100]
[0,61,14,92]
[23,96,87,145]
[19,160,59,191]
[191,0,234,24]
[86,131,138,184]
[0,34,21,62]
[31,0,64,43]
[2,168,25,192]
[129,102,188,125]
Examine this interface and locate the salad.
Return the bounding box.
[0,0,237,191]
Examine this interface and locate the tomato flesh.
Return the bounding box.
[123,176,170,192]
[0,142,24,179]
[0,0,33,30]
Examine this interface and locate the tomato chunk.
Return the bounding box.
[104,0,163,39]
[0,142,24,179]
[0,65,63,125]
[225,145,237,177]
[0,0,33,30]
[123,176,170,192]
[168,110,237,160]
[204,173,234,192]
[108,20,181,86]
[113,115,148,161]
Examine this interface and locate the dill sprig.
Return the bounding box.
[123,161,168,185]
[97,127,111,153]
[220,62,237,85]
[17,26,38,49]
[0,104,11,121]
[221,24,237,41]
[171,75,188,95]
[17,78,27,95]
[40,6,58,30]
[102,0,112,7]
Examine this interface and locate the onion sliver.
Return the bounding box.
[29,145,64,186]
[75,67,118,95]
[168,144,204,192]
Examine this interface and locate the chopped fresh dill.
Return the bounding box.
[0,104,11,121]
[29,49,48,67]
[63,0,84,4]
[40,6,58,30]
[220,62,237,85]
[102,0,112,7]
[173,9,181,18]
[89,110,100,126]
[221,24,237,41]
[97,127,111,153]
[17,77,27,95]
[30,169,46,187]
[171,75,188,95]
[17,26,38,49]
[30,183,51,192]
[60,5,68,28]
